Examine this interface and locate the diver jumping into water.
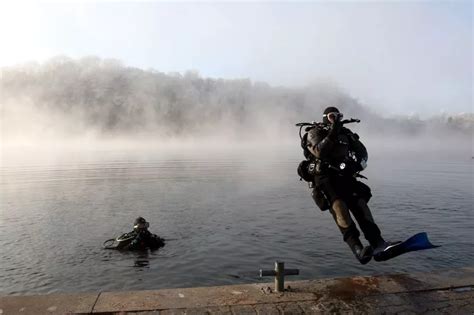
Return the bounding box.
[104,217,165,250]
[297,107,389,264]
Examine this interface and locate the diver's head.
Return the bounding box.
[134,217,150,232]
[323,106,342,124]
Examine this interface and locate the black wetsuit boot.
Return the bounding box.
[337,221,373,265]
[349,240,373,265]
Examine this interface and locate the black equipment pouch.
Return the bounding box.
[354,180,372,203]
[297,160,317,182]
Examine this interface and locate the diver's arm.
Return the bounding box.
[314,120,343,157]
[148,234,165,249]
[307,127,334,158]
[327,120,342,140]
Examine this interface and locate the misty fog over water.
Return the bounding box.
[0,57,473,295]
[1,57,472,145]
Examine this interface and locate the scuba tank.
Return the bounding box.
[345,132,368,174]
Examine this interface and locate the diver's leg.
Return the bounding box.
[330,199,358,245]
[329,199,372,264]
[348,198,385,248]
[315,176,372,264]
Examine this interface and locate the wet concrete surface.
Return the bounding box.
[1,267,473,314]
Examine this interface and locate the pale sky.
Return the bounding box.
[0,1,472,116]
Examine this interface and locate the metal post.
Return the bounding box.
[275,261,284,292]
[260,261,299,293]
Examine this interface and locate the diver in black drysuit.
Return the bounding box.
[114,217,165,251]
[301,107,387,264]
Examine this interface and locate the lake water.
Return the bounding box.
[1,145,473,295]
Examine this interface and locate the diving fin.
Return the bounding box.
[374,232,440,262]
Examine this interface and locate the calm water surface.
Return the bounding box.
[1,146,473,295]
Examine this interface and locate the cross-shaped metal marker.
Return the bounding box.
[259,261,299,292]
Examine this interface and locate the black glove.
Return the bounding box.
[327,118,342,140]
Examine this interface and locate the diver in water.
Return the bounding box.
[104,217,165,250]
[298,107,389,264]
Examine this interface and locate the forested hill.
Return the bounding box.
[1,57,471,140]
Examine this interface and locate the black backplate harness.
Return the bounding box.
[296,118,368,180]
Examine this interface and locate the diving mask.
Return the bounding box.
[323,112,343,123]
[134,221,150,230]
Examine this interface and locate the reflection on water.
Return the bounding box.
[133,251,150,268]
[0,148,473,295]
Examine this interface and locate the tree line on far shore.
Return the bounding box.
[1,56,471,140]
